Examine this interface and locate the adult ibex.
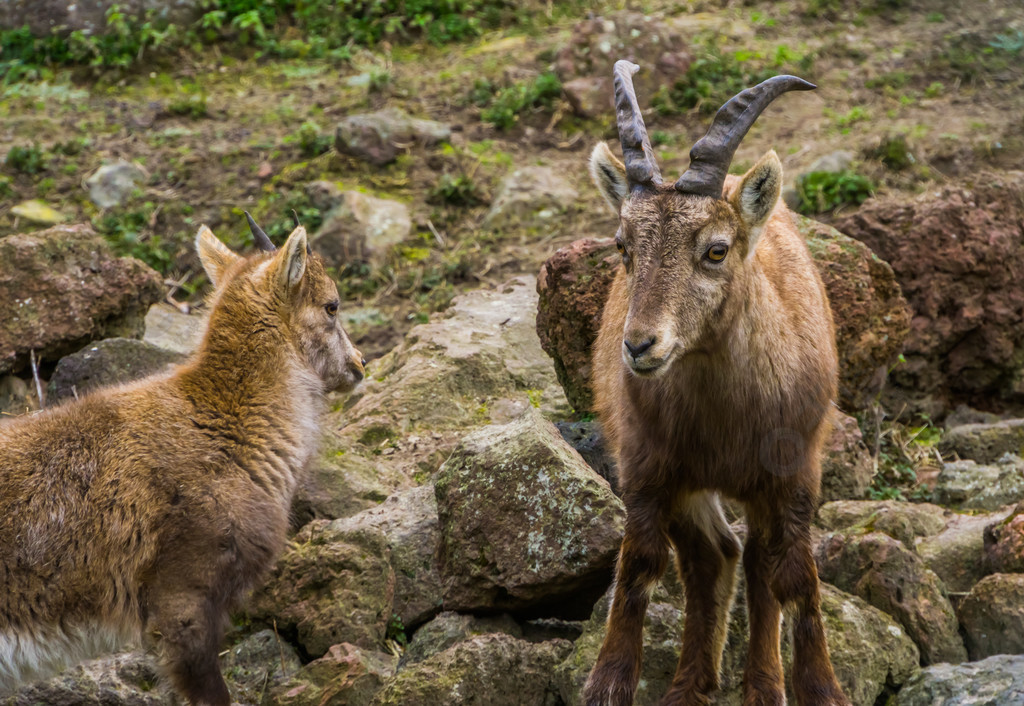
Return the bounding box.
[583,61,849,706]
[0,218,364,705]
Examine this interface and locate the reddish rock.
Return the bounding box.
[820,410,874,502]
[536,215,909,414]
[0,223,163,375]
[984,501,1024,574]
[958,573,1024,660]
[834,171,1024,413]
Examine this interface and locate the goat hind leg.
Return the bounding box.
[741,526,785,706]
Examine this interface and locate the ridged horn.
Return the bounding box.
[613,60,661,188]
[674,75,816,198]
[245,211,276,252]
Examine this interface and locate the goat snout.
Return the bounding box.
[624,336,655,359]
[622,333,671,376]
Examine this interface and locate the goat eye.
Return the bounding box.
[615,236,630,264]
[706,244,728,262]
[325,301,339,317]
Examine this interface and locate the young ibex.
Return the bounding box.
[583,62,849,706]
[0,218,364,705]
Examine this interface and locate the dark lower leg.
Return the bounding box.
[149,595,231,706]
[741,531,785,706]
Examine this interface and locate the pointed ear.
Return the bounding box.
[590,142,629,214]
[732,150,783,259]
[275,226,308,294]
[196,225,241,287]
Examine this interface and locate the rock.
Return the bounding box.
[3,651,171,705]
[943,404,1005,428]
[247,525,395,659]
[335,107,451,166]
[310,191,412,268]
[820,410,874,502]
[0,374,39,418]
[371,633,571,706]
[48,338,184,403]
[268,642,397,706]
[932,454,1024,511]
[323,486,442,630]
[895,654,1024,705]
[142,302,206,356]
[553,12,690,117]
[815,531,966,665]
[808,150,857,175]
[10,199,65,226]
[483,166,580,232]
[0,0,202,37]
[292,442,407,524]
[86,161,145,209]
[555,420,617,492]
[917,509,1013,594]
[401,612,522,666]
[957,573,1024,660]
[834,171,1024,412]
[984,501,1024,574]
[434,407,625,614]
[536,214,909,415]
[221,629,302,705]
[941,418,1024,463]
[0,224,163,375]
[816,500,947,549]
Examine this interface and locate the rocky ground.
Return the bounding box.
[2,0,1024,704]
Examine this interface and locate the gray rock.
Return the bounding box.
[958,573,1024,660]
[310,191,412,268]
[562,76,612,118]
[335,108,450,166]
[401,612,522,666]
[2,651,171,705]
[895,654,1024,705]
[86,162,146,209]
[434,407,625,614]
[918,509,1013,594]
[483,166,579,231]
[49,338,184,402]
[807,150,856,174]
[820,410,874,502]
[142,302,206,356]
[941,419,1024,464]
[816,499,948,548]
[933,454,1024,510]
[221,629,302,705]
[268,642,397,706]
[555,420,617,492]
[292,441,408,524]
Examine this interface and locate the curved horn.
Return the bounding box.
[674,75,816,198]
[613,60,661,188]
[245,211,276,252]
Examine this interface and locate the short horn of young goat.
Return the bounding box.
[245,210,277,252]
[674,74,816,198]
[613,60,662,188]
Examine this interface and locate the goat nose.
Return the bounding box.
[624,337,655,359]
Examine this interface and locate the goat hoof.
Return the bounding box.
[582,664,637,706]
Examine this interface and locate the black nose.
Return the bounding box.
[624,337,655,358]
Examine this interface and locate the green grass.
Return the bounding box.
[796,170,874,214]
[477,72,562,130]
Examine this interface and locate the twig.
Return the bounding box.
[427,219,446,248]
[29,350,45,410]
[272,619,289,677]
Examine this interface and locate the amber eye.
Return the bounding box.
[615,236,630,265]
[706,244,729,262]
[325,301,339,317]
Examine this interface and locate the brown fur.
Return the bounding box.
[0,225,363,705]
[583,145,850,706]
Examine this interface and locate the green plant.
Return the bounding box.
[385,613,407,648]
[479,72,562,130]
[428,173,482,206]
[293,121,333,158]
[94,204,174,273]
[873,135,914,170]
[796,170,874,214]
[4,144,46,174]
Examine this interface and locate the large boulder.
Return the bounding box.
[957,573,1024,660]
[142,302,206,356]
[815,531,966,665]
[434,407,625,615]
[482,166,580,232]
[400,611,522,666]
[268,643,397,706]
[816,500,948,549]
[310,190,412,268]
[932,454,1024,511]
[48,338,184,403]
[917,509,1014,594]
[335,108,451,167]
[536,214,909,416]
[0,224,163,375]
[895,654,1024,705]
[2,651,170,705]
[940,418,1024,463]
[834,171,1024,413]
[221,629,302,705]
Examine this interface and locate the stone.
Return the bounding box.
[434,407,625,614]
[895,654,1024,705]
[483,166,580,232]
[10,200,64,226]
[268,642,397,706]
[335,107,451,166]
[48,338,184,403]
[371,633,571,706]
[816,499,948,549]
[2,651,171,705]
[535,214,910,415]
[292,442,407,525]
[0,375,38,418]
[142,302,207,356]
[834,171,1024,412]
[562,76,613,118]
[401,612,522,666]
[247,525,395,659]
[221,629,302,705]
[820,410,874,502]
[0,0,202,37]
[984,501,1024,574]
[932,454,1024,511]
[555,420,617,492]
[958,573,1024,660]
[86,161,146,209]
[941,418,1024,463]
[310,191,412,268]
[807,150,856,175]
[917,509,1013,594]
[0,224,163,376]
[815,531,966,665]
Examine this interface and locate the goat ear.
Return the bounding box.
[733,150,782,258]
[196,225,241,287]
[590,142,629,214]
[275,226,308,293]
